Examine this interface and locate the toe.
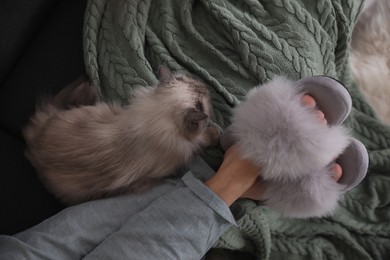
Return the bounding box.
[332,163,342,182]
[302,95,327,125]
[315,111,327,124]
[301,95,316,108]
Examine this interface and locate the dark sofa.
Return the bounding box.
[0,0,88,235]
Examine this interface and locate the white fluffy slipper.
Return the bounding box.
[220,76,368,218]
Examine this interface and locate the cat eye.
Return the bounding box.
[195,101,203,112]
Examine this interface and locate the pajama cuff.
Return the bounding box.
[182,172,238,227]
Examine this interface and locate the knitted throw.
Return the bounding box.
[83,0,390,259]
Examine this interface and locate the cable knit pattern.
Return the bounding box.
[83,0,390,259]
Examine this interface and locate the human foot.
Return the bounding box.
[301,95,342,182]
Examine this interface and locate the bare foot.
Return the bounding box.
[301,95,327,125]
[302,95,342,181]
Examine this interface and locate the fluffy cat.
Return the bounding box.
[23,66,220,205]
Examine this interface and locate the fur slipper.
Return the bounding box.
[222,76,350,181]
[262,137,368,218]
[220,76,368,217]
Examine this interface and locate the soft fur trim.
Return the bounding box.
[263,165,345,218]
[231,77,350,182]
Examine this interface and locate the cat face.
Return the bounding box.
[156,66,212,141]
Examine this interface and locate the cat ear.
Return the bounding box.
[184,108,208,132]
[51,75,97,109]
[158,65,173,84]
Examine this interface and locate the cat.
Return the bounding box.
[23,66,220,205]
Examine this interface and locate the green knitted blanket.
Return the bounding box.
[83,0,390,259]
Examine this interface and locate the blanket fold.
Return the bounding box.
[84,0,390,259]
